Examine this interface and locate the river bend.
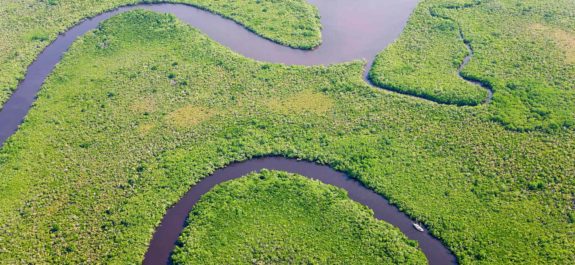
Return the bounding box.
[0,1,461,264]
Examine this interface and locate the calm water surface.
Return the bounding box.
[0,1,460,264]
[144,157,457,265]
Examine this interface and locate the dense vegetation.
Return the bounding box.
[171,170,426,264]
[0,0,320,107]
[0,11,573,264]
[370,0,575,131]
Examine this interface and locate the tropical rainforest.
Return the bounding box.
[172,170,426,264]
[0,0,573,264]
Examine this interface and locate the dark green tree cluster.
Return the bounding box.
[172,170,426,264]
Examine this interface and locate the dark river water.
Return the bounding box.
[0,0,421,147]
[144,157,456,265]
[0,1,460,264]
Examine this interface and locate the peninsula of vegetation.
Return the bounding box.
[0,0,573,264]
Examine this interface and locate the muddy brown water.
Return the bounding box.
[0,1,460,264]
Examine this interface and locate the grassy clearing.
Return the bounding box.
[266,90,334,115]
[172,170,426,264]
[0,10,573,265]
[0,0,320,108]
[165,105,216,129]
[529,23,575,64]
[370,0,575,131]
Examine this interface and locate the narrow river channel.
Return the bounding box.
[144,157,457,265]
[0,1,462,264]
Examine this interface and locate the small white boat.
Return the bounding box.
[413,223,424,232]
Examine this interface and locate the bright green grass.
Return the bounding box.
[0,0,320,107]
[0,10,573,265]
[370,0,575,131]
[172,170,426,264]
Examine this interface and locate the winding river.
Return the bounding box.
[145,157,457,265]
[0,1,463,264]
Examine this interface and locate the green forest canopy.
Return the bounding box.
[0,10,572,264]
